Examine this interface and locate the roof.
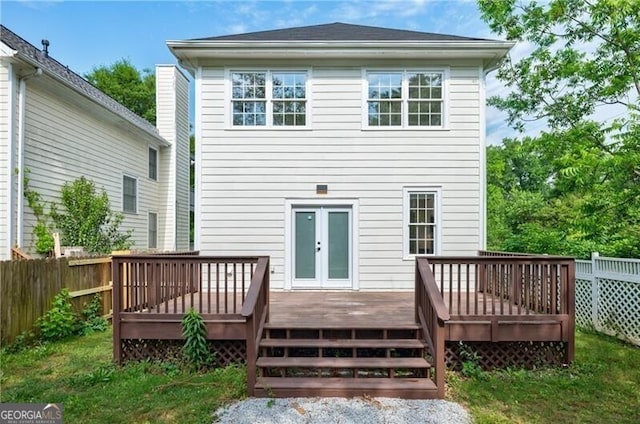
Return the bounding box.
[0,25,164,142]
[168,22,514,72]
[194,22,494,42]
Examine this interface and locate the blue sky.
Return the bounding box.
[2,0,515,143]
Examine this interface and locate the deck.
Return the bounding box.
[111,253,575,398]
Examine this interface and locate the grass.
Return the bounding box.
[2,328,638,423]
[0,329,246,424]
[448,330,640,423]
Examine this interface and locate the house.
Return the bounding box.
[168,22,515,290]
[0,25,190,259]
[109,24,575,399]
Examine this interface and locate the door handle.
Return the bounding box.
[316,241,321,252]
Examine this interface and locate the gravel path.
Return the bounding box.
[213,397,471,424]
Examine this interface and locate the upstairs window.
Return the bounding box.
[232,72,266,126]
[231,71,307,127]
[366,70,445,128]
[148,147,158,180]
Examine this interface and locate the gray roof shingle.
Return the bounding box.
[0,25,162,140]
[194,22,493,42]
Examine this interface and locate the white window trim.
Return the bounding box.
[361,68,449,130]
[148,211,158,249]
[284,198,360,290]
[148,145,158,181]
[402,186,442,259]
[122,174,138,214]
[225,68,312,130]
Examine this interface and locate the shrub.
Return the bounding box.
[38,289,79,341]
[50,176,132,254]
[181,308,213,370]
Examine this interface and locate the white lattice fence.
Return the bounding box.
[597,279,640,345]
[576,253,640,346]
[575,278,592,328]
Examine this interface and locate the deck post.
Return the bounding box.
[566,260,576,363]
[112,256,122,363]
[245,315,256,396]
[435,322,445,398]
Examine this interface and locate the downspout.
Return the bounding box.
[6,63,14,256]
[16,67,42,248]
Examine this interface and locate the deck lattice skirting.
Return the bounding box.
[112,252,575,399]
[445,341,568,370]
[120,339,246,367]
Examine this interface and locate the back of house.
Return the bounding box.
[169,22,513,290]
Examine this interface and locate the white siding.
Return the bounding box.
[156,65,191,251]
[20,77,165,252]
[198,62,484,290]
[0,61,9,258]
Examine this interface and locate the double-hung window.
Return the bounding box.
[148,212,158,249]
[404,188,440,256]
[122,175,137,214]
[366,70,445,128]
[148,147,158,180]
[231,70,307,127]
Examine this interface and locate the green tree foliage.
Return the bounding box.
[85,59,156,124]
[50,177,132,254]
[480,0,640,258]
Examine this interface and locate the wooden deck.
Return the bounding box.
[146,290,529,323]
[111,253,575,399]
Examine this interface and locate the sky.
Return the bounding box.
[1,0,518,144]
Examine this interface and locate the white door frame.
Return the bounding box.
[284,198,359,290]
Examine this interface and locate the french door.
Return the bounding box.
[292,206,352,289]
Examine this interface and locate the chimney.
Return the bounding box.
[155,65,190,251]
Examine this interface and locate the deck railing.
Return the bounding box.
[428,256,575,318]
[415,258,450,398]
[241,257,270,396]
[112,254,258,315]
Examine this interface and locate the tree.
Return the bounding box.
[85,59,156,124]
[479,0,640,258]
[50,177,132,254]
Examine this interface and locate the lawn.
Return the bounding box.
[448,330,640,423]
[0,329,246,424]
[1,329,638,423]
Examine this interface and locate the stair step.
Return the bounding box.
[256,357,431,369]
[260,338,426,349]
[255,377,438,399]
[265,323,420,330]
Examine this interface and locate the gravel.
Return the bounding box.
[213,397,471,424]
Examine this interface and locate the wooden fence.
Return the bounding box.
[575,253,640,346]
[0,256,112,345]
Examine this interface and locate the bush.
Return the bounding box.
[36,290,108,343]
[50,176,132,254]
[38,289,79,341]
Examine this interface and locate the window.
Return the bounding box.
[231,70,307,127]
[404,188,440,256]
[148,212,157,248]
[148,147,158,180]
[366,70,444,128]
[122,175,137,213]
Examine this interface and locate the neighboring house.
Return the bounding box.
[168,22,514,290]
[0,25,190,259]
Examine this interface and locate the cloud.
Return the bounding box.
[16,0,62,9]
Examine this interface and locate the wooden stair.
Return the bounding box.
[254,324,439,398]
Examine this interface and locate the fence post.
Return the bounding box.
[591,252,599,331]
